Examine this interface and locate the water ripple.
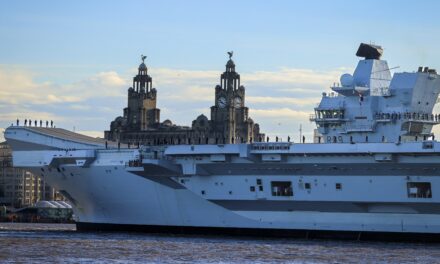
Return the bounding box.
[0,223,439,263]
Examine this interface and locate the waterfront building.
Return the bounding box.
[0,142,62,208]
[105,53,264,145]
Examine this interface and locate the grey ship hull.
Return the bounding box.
[75,222,440,242]
[6,126,440,242]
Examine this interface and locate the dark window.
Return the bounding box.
[257,179,262,185]
[336,183,342,190]
[305,183,311,189]
[423,142,434,149]
[407,182,432,198]
[229,191,233,195]
[259,185,264,191]
[250,186,255,192]
[201,190,205,195]
[271,181,293,196]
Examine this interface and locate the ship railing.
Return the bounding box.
[345,124,374,132]
[310,114,347,123]
[406,119,440,124]
[323,90,340,97]
[315,98,345,109]
[374,112,440,124]
[251,142,291,151]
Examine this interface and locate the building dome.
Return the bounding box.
[162,119,173,127]
[226,59,235,68]
[139,62,147,71]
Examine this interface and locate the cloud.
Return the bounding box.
[247,96,318,107]
[242,68,345,86]
[77,130,104,138]
[151,68,219,86]
[0,66,126,107]
[47,94,82,104]
[0,65,346,142]
[0,111,61,123]
[163,85,213,102]
[69,104,92,111]
[250,108,310,119]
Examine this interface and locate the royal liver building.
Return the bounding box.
[105,53,264,145]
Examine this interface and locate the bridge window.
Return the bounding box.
[271,181,293,196]
[316,110,344,119]
[407,182,432,198]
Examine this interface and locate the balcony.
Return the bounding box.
[331,85,356,96]
[310,114,347,123]
[374,112,440,125]
[344,124,374,133]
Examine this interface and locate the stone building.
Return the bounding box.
[0,142,61,208]
[105,53,264,145]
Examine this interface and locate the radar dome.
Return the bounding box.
[340,73,354,87]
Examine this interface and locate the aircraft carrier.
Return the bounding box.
[5,43,440,241]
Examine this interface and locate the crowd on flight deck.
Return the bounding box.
[14,119,55,128]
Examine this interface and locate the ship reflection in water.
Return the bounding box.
[0,223,439,263]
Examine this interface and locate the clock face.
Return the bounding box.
[217,97,227,108]
[234,97,242,108]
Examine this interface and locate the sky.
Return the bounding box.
[1,0,440,142]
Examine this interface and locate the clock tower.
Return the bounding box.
[106,53,264,145]
[210,52,261,143]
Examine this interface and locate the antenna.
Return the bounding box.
[299,124,302,143]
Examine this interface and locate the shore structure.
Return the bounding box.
[105,53,264,145]
[0,142,62,209]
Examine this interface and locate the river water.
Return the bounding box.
[0,223,439,263]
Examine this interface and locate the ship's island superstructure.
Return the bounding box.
[5,43,440,241]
